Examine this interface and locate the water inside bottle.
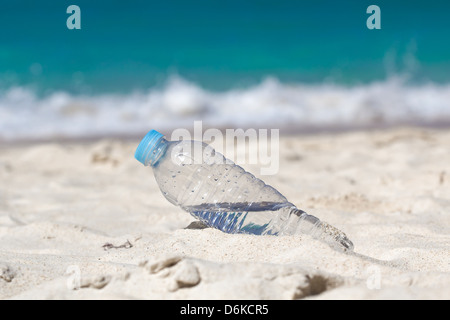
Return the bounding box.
[185,201,354,251]
[184,202,297,235]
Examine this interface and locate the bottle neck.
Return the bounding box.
[149,138,169,167]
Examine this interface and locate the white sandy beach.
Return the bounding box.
[0,127,449,300]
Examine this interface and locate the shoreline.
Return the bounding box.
[2,121,450,147]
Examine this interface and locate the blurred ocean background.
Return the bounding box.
[1,0,450,140]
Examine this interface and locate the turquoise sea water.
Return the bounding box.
[1,0,450,92]
[0,1,449,139]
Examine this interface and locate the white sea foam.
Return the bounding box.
[1,76,450,141]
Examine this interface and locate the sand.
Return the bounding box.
[0,127,449,300]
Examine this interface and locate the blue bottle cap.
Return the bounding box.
[135,130,165,166]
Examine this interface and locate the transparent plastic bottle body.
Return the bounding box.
[137,132,353,251]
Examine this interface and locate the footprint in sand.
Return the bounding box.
[141,256,201,292]
[0,263,15,283]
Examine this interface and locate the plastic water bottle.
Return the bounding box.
[135,130,354,251]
